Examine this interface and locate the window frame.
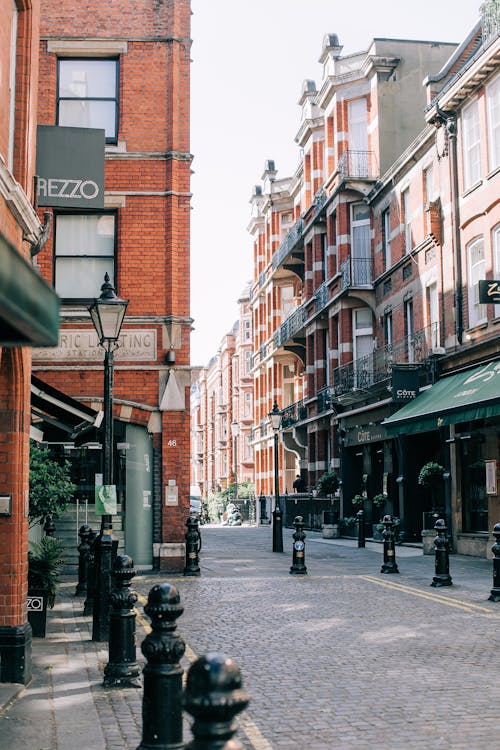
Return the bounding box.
[467,236,486,328]
[487,73,500,173]
[462,99,481,190]
[56,56,120,144]
[382,207,391,270]
[53,209,118,305]
[402,188,411,253]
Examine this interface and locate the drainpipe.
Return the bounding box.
[438,107,463,345]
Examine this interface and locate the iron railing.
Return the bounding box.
[315,281,329,312]
[273,303,307,348]
[271,218,304,270]
[340,256,373,288]
[281,399,307,428]
[331,323,440,397]
[338,150,376,180]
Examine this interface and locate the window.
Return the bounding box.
[402,188,412,253]
[384,311,393,350]
[353,308,373,388]
[494,225,500,318]
[244,392,252,418]
[244,319,251,341]
[487,74,500,172]
[8,4,17,170]
[404,299,414,362]
[467,237,486,328]
[462,100,481,189]
[57,58,118,143]
[424,164,435,204]
[244,350,252,375]
[54,212,116,301]
[426,282,440,349]
[351,203,371,284]
[382,208,391,270]
[348,99,368,177]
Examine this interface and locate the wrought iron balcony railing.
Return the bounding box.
[340,256,373,288]
[273,303,307,348]
[271,217,304,271]
[331,323,440,398]
[338,150,376,180]
[315,281,329,312]
[281,399,308,429]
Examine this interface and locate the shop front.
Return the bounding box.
[383,361,500,556]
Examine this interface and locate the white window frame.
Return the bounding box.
[462,100,481,190]
[493,225,500,318]
[404,299,414,363]
[467,236,486,328]
[402,188,411,253]
[382,208,391,270]
[487,73,500,173]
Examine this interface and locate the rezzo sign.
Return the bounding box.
[36,125,105,209]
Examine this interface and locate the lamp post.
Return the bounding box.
[269,401,283,552]
[88,273,128,641]
[231,420,239,503]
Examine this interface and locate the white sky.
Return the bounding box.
[190,0,479,367]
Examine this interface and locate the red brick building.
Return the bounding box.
[32,0,192,570]
[0,0,59,684]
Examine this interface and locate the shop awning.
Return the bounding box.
[31,375,103,441]
[0,232,60,346]
[383,361,500,436]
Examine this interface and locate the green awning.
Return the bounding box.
[0,232,60,346]
[383,361,500,436]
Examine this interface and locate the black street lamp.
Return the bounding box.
[88,273,128,641]
[269,401,283,552]
[231,420,239,503]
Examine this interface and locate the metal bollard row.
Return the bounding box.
[135,581,249,750]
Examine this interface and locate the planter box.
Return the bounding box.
[27,589,48,637]
[322,524,340,539]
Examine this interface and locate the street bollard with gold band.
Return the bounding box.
[380,514,399,574]
[184,514,202,576]
[290,515,307,575]
[431,518,452,587]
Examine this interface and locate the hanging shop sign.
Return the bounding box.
[343,424,387,446]
[391,365,420,403]
[479,280,500,304]
[36,125,105,209]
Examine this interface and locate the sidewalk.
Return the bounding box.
[0,527,496,749]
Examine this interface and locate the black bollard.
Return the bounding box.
[290,515,307,575]
[431,518,452,587]
[272,504,283,553]
[259,494,269,525]
[103,555,141,688]
[380,514,399,574]
[184,653,250,750]
[137,582,186,750]
[357,509,365,548]
[44,514,55,537]
[184,515,202,576]
[83,528,97,616]
[75,524,92,596]
[489,523,500,601]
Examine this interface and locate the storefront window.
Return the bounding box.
[461,438,488,532]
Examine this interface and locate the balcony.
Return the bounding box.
[338,150,376,180]
[281,399,307,428]
[315,281,329,312]
[340,256,373,288]
[271,217,304,271]
[273,303,307,349]
[331,323,440,399]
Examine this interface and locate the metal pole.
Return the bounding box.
[234,434,238,503]
[272,431,283,552]
[92,345,117,642]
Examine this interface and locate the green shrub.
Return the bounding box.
[28,537,65,608]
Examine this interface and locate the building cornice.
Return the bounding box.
[0,157,42,245]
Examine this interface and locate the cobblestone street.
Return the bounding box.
[135,526,500,750]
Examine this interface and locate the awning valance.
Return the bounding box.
[31,375,103,441]
[383,361,500,436]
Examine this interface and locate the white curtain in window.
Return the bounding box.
[468,237,486,327]
[487,74,500,172]
[463,101,481,189]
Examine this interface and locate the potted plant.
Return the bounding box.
[316,471,339,497]
[28,536,65,637]
[351,494,365,508]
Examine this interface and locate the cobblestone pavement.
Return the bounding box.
[2,525,499,750]
[133,526,500,750]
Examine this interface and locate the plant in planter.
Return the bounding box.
[418,461,445,513]
[372,493,387,508]
[316,471,339,497]
[351,494,365,508]
[28,536,65,637]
